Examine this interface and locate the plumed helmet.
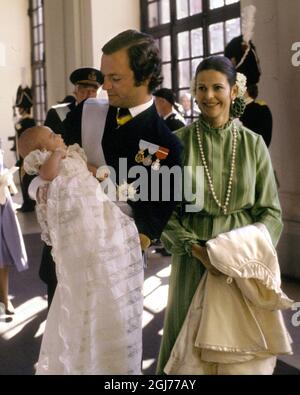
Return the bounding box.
[15,85,33,109]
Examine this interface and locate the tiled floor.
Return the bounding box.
[1,194,299,374]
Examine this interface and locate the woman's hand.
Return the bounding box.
[192,244,220,275]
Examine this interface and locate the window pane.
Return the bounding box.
[33,11,38,27]
[191,28,203,57]
[38,6,43,23]
[225,18,240,44]
[162,63,171,88]
[148,2,158,27]
[39,43,44,61]
[177,31,190,59]
[192,57,202,76]
[35,69,40,85]
[176,0,188,20]
[178,60,191,88]
[190,0,202,15]
[42,106,46,121]
[33,27,38,43]
[161,35,171,62]
[209,22,224,54]
[41,84,45,103]
[209,0,224,9]
[39,25,43,42]
[35,86,41,103]
[34,45,39,61]
[40,68,44,84]
[159,0,170,24]
[225,0,239,4]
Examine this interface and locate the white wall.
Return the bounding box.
[44,0,140,106]
[0,0,31,167]
[44,0,94,107]
[90,0,140,69]
[241,0,300,278]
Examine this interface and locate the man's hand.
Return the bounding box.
[192,244,220,275]
[139,233,151,252]
[87,163,98,177]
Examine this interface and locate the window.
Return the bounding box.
[28,0,47,124]
[141,0,241,122]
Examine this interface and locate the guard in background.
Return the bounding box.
[44,95,76,137]
[224,5,273,148]
[153,88,186,131]
[14,85,36,212]
[44,67,103,141]
[240,84,272,147]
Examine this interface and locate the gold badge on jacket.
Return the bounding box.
[135,139,169,170]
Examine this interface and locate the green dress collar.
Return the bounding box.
[198,114,233,134]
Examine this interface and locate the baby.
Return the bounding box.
[18,126,144,375]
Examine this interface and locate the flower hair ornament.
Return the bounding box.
[230,72,247,119]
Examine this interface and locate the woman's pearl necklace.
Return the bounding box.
[195,120,238,215]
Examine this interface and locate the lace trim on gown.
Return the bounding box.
[35,146,144,375]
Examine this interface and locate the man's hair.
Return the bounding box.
[247,84,258,100]
[102,29,163,92]
[18,127,43,158]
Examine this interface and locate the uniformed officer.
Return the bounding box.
[44,67,103,139]
[225,34,272,147]
[14,85,36,212]
[153,88,186,131]
[240,84,273,147]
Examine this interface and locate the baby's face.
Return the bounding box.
[39,127,66,151]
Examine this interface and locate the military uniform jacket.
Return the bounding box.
[64,103,183,240]
[164,113,185,132]
[44,101,76,139]
[240,101,272,147]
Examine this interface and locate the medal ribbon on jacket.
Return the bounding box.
[135,140,159,164]
[151,147,169,170]
[135,139,169,170]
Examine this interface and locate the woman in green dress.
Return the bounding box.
[156,56,282,374]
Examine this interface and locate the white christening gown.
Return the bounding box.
[24,144,144,375]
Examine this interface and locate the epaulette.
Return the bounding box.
[256,100,267,106]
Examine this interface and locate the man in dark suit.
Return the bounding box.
[30,30,182,306]
[153,88,186,131]
[71,29,183,246]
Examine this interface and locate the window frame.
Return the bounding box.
[28,0,47,125]
[141,0,241,122]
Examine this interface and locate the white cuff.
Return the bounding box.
[28,176,49,201]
